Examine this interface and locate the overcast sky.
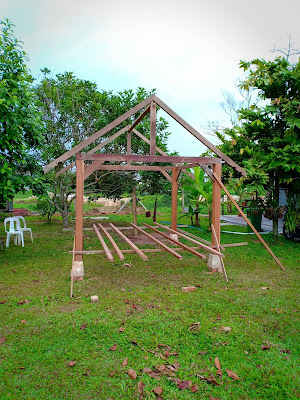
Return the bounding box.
[2,0,299,156]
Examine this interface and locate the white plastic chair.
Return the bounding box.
[15,216,33,243]
[4,217,24,248]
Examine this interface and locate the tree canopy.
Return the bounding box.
[217,56,300,234]
[0,19,44,201]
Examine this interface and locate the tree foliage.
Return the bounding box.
[0,19,43,201]
[217,56,300,235]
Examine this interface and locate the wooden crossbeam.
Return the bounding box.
[76,153,222,164]
[153,95,247,177]
[144,223,206,259]
[109,223,148,261]
[150,102,156,155]
[213,172,285,270]
[56,126,129,177]
[98,223,125,261]
[71,246,213,255]
[155,222,223,257]
[128,105,151,133]
[86,165,174,172]
[93,224,114,262]
[130,223,183,260]
[176,227,225,251]
[84,161,104,180]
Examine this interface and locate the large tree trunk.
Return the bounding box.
[62,208,69,228]
[272,176,279,237]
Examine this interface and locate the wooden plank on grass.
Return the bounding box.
[130,223,183,260]
[93,224,114,262]
[177,227,225,251]
[143,223,206,259]
[155,222,223,257]
[109,223,148,261]
[98,223,125,261]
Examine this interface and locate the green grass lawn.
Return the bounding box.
[0,210,299,400]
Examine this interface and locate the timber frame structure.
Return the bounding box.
[44,94,285,284]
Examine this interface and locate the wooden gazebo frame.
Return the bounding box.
[44,95,284,279]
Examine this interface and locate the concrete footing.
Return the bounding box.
[170,233,179,241]
[207,254,222,272]
[71,260,84,280]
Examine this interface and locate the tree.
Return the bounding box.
[218,56,300,236]
[0,19,44,201]
[183,167,212,227]
[36,73,172,227]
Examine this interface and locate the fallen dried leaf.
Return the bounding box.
[182,286,196,292]
[226,369,240,380]
[68,361,76,367]
[121,357,128,366]
[130,339,138,346]
[124,299,130,304]
[198,350,208,355]
[122,263,132,268]
[0,337,6,345]
[189,322,201,330]
[148,371,161,379]
[210,397,222,400]
[177,380,191,390]
[109,344,117,351]
[119,326,125,332]
[109,370,116,377]
[153,386,163,395]
[261,344,271,350]
[159,353,166,360]
[142,367,152,373]
[215,357,222,376]
[221,326,231,333]
[197,375,219,386]
[20,320,27,324]
[80,324,87,330]
[0,301,7,304]
[191,384,199,393]
[128,369,137,380]
[138,381,145,393]
[280,349,291,354]
[261,287,270,290]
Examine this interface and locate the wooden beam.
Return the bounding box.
[161,170,172,182]
[144,223,206,259]
[72,246,209,255]
[56,126,128,177]
[132,187,138,235]
[109,223,148,261]
[176,227,225,250]
[150,102,156,155]
[133,128,193,181]
[213,172,285,270]
[212,163,222,247]
[211,223,228,283]
[76,153,222,164]
[84,161,104,180]
[153,95,247,177]
[75,158,84,262]
[199,164,214,181]
[171,167,179,231]
[98,223,125,261]
[85,165,174,172]
[154,222,223,257]
[127,130,131,166]
[127,105,151,133]
[93,224,114,262]
[130,223,183,260]
[44,95,156,172]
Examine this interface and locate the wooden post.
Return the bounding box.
[127,130,131,166]
[75,157,84,262]
[132,186,138,235]
[212,163,222,247]
[171,167,179,231]
[150,102,156,155]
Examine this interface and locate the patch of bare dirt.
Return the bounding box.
[127,232,171,245]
